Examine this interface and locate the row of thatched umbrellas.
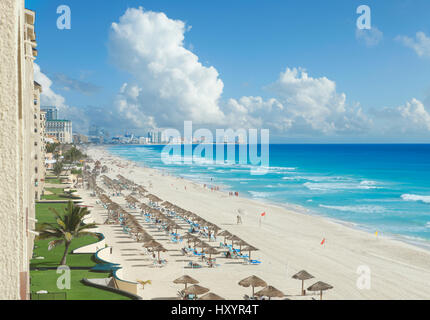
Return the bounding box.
[96,178,333,300]
[240,273,333,300]
[173,275,224,300]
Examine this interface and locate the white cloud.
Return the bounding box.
[34,64,90,133]
[398,98,430,131]
[35,8,430,140]
[356,26,383,47]
[369,98,430,135]
[108,7,225,128]
[397,31,430,58]
[268,68,370,134]
[107,8,371,136]
[34,63,66,109]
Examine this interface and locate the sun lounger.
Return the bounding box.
[187,261,202,269]
[244,259,261,265]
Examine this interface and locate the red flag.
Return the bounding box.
[261,212,266,217]
[320,238,325,245]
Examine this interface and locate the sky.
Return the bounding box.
[27,0,430,142]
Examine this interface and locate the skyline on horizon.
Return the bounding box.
[27,0,430,143]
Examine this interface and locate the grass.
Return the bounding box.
[45,177,62,184]
[35,203,68,224]
[31,202,131,300]
[31,235,99,268]
[30,270,131,300]
[41,188,81,200]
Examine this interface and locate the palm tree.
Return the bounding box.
[53,161,63,178]
[36,201,97,265]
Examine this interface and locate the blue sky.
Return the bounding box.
[28,0,430,142]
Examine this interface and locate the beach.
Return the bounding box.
[78,145,430,300]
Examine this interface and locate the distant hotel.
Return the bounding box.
[41,106,73,143]
[45,119,73,143]
[40,106,57,120]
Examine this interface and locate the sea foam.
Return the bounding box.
[401,194,430,204]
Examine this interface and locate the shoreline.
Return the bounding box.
[83,145,430,299]
[105,144,430,253]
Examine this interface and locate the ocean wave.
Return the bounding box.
[249,191,270,199]
[304,181,380,191]
[319,204,386,214]
[401,194,430,204]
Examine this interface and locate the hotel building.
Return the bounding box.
[45,119,73,143]
[40,106,58,121]
[0,1,46,299]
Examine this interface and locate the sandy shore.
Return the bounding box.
[78,145,430,300]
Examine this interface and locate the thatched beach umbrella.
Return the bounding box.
[238,275,267,297]
[198,292,225,300]
[235,239,249,252]
[203,247,219,259]
[218,230,232,243]
[173,275,199,290]
[198,241,210,253]
[292,270,314,296]
[182,233,196,244]
[182,285,210,298]
[241,245,258,260]
[254,286,285,300]
[307,281,333,300]
[153,245,167,260]
[137,232,153,242]
[228,234,242,248]
[143,240,161,248]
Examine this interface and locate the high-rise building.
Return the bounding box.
[148,129,165,144]
[0,2,45,299]
[40,106,58,120]
[45,119,73,143]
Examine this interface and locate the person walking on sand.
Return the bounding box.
[237,215,242,225]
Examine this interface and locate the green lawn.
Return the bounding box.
[30,270,131,300]
[31,202,131,300]
[41,188,65,200]
[35,202,68,224]
[31,235,99,268]
[45,177,62,184]
[41,188,81,200]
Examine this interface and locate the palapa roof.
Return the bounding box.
[153,245,167,252]
[182,285,210,295]
[241,245,258,252]
[307,281,333,292]
[173,275,199,285]
[218,230,232,237]
[292,270,314,281]
[254,286,285,298]
[238,275,267,288]
[143,240,161,248]
[203,247,219,255]
[198,292,225,300]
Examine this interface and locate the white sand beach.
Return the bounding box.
[78,145,430,300]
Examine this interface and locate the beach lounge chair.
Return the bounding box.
[187,261,202,269]
[244,259,261,265]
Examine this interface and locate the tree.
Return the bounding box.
[36,201,97,265]
[46,142,59,154]
[64,146,85,174]
[53,161,63,177]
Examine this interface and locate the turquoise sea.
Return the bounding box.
[108,144,430,248]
